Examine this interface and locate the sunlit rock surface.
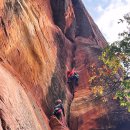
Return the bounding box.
[0,0,130,130]
[0,64,47,130]
[49,116,69,130]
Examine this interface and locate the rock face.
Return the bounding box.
[0,0,130,130]
[49,116,69,130]
[0,64,46,130]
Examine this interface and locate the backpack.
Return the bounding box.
[74,72,79,79]
[53,104,62,115]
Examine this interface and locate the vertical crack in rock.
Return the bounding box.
[13,0,22,16]
[0,109,10,130]
[0,17,8,37]
[50,0,66,32]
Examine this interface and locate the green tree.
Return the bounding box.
[89,13,130,111]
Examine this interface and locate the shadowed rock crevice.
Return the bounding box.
[42,32,72,120]
[50,0,66,32]
[71,43,76,68]
[0,109,10,130]
[50,0,76,42]
[0,17,8,37]
[71,0,94,38]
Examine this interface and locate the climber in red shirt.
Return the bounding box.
[67,68,79,86]
[67,68,75,78]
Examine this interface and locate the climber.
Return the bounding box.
[53,99,65,120]
[67,68,79,86]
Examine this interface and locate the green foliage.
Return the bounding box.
[89,13,130,111]
[123,80,130,89]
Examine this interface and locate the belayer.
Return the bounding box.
[53,99,65,121]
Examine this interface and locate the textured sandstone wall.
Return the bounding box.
[0,0,73,129]
[0,64,46,130]
[0,0,130,130]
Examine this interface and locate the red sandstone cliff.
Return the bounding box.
[0,0,130,130]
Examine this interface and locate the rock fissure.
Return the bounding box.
[0,111,10,130]
[0,17,8,37]
[65,42,78,129]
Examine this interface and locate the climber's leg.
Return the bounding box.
[54,111,62,120]
[75,77,79,86]
[67,77,71,83]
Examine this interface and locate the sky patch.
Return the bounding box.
[82,0,130,43]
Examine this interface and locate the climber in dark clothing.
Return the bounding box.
[73,72,79,86]
[53,99,65,120]
[67,68,79,86]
